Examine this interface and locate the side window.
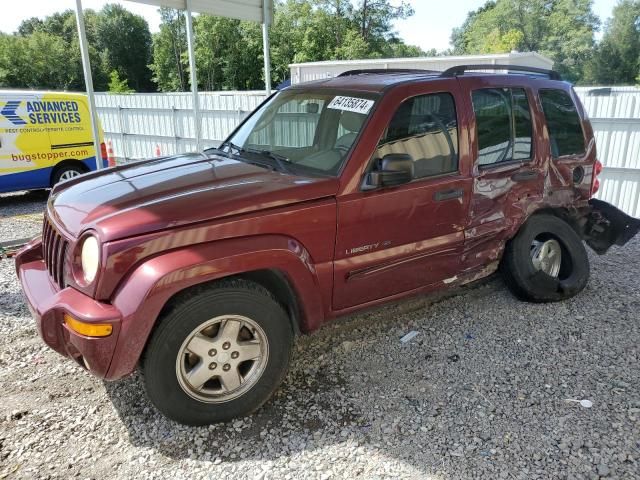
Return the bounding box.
[375,92,458,179]
[472,88,533,166]
[539,89,585,157]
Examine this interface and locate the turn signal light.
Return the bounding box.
[594,159,603,176]
[64,314,113,337]
[590,160,603,197]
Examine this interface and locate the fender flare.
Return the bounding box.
[105,235,327,380]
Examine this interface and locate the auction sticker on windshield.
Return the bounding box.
[328,96,374,115]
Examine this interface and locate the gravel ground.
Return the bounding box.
[0,192,639,479]
[0,191,48,243]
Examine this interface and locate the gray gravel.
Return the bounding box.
[0,191,48,243]
[0,193,639,479]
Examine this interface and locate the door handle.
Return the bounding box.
[434,188,464,201]
[511,170,539,182]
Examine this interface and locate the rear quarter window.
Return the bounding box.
[539,89,585,157]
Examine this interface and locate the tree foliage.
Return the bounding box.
[146,0,425,91]
[149,7,188,92]
[108,70,134,93]
[96,4,154,91]
[0,5,153,91]
[584,0,640,84]
[2,0,639,90]
[450,0,599,82]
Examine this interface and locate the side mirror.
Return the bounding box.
[364,153,413,189]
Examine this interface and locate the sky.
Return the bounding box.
[0,0,621,52]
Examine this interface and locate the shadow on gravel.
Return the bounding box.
[0,190,49,212]
[103,279,502,476]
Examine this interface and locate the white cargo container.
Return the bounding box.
[289,52,554,84]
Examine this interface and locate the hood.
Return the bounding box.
[48,153,339,241]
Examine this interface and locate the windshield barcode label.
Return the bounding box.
[328,96,374,114]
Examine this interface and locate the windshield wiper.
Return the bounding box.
[216,141,292,174]
[243,147,292,174]
[258,150,292,173]
[218,140,244,155]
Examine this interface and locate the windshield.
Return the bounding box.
[221,89,378,176]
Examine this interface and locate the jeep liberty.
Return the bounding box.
[15,65,640,425]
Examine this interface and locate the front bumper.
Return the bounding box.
[16,239,121,378]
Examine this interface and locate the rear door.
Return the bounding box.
[457,77,544,273]
[332,81,472,311]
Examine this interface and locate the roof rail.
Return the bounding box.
[440,64,562,81]
[338,68,438,77]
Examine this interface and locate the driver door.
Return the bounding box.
[332,87,472,311]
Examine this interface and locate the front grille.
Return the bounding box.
[42,216,69,289]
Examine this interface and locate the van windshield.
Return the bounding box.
[219,89,378,176]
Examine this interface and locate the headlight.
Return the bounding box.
[80,235,100,284]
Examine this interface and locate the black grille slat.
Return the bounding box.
[58,242,68,286]
[42,220,50,265]
[42,216,68,290]
[46,229,54,277]
[50,233,59,279]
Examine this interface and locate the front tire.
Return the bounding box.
[142,279,293,425]
[501,214,590,302]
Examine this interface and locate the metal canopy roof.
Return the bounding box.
[128,0,273,24]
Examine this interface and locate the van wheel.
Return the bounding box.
[501,214,589,302]
[142,279,293,425]
[52,164,85,186]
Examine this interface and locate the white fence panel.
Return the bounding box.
[575,87,640,216]
[95,87,640,216]
[95,91,267,159]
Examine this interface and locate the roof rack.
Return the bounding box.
[338,68,438,77]
[440,64,561,80]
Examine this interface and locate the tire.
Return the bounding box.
[501,214,590,302]
[51,164,85,186]
[142,279,293,425]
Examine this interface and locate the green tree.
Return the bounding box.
[0,31,76,89]
[334,28,370,59]
[585,0,640,84]
[353,0,413,49]
[96,4,154,91]
[450,0,599,82]
[108,70,134,92]
[149,7,188,92]
[194,15,263,90]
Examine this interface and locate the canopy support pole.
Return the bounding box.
[262,0,272,95]
[184,0,201,151]
[74,0,103,169]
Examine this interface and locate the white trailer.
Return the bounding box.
[289,52,554,85]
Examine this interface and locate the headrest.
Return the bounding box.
[340,111,366,132]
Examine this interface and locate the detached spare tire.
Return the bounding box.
[501,214,590,302]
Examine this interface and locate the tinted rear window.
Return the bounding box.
[539,89,585,157]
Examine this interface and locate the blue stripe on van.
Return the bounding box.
[0,156,108,194]
[0,166,53,193]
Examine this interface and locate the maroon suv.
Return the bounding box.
[15,65,639,425]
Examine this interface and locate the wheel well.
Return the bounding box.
[50,160,89,186]
[236,270,303,335]
[526,207,588,238]
[159,269,303,337]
